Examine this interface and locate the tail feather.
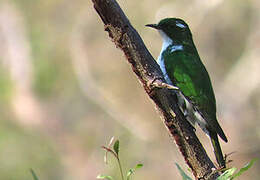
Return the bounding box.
[209,131,226,168]
[215,121,228,143]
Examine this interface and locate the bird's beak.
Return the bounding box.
[145,24,159,29]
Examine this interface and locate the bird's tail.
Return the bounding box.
[209,131,226,168]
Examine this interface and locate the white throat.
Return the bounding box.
[157,30,183,85]
[159,30,173,52]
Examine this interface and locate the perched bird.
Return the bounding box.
[146,18,228,168]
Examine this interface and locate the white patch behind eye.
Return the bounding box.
[170,45,183,52]
[176,22,186,28]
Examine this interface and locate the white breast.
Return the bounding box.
[157,30,183,85]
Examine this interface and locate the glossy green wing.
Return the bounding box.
[163,45,227,142]
[163,45,216,122]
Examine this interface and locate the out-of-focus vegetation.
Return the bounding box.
[176,159,258,180]
[0,0,259,179]
[97,138,143,180]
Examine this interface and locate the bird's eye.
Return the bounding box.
[176,22,186,29]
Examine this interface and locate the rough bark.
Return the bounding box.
[91,0,219,179]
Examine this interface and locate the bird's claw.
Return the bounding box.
[148,78,179,91]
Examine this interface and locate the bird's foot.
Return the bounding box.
[160,82,179,90]
[148,78,179,91]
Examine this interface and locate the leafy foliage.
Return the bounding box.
[217,168,237,180]
[217,158,257,180]
[126,164,143,180]
[176,158,257,180]
[175,163,192,180]
[30,169,39,180]
[97,174,114,180]
[97,137,143,180]
[113,140,120,156]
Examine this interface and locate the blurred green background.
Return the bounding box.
[0,0,259,179]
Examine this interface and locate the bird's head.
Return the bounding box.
[146,18,192,43]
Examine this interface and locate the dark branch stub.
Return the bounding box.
[91,0,219,179]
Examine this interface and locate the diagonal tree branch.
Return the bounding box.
[91,0,219,179]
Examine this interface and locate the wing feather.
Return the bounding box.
[163,45,227,142]
[164,46,216,117]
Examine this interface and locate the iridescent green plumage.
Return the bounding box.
[146,18,227,168]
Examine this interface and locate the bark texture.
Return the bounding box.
[92,0,219,179]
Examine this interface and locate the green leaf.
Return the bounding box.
[126,164,143,180]
[113,140,120,155]
[175,163,192,180]
[135,163,143,169]
[30,169,39,180]
[217,168,237,180]
[126,169,134,180]
[97,174,114,180]
[231,158,257,179]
